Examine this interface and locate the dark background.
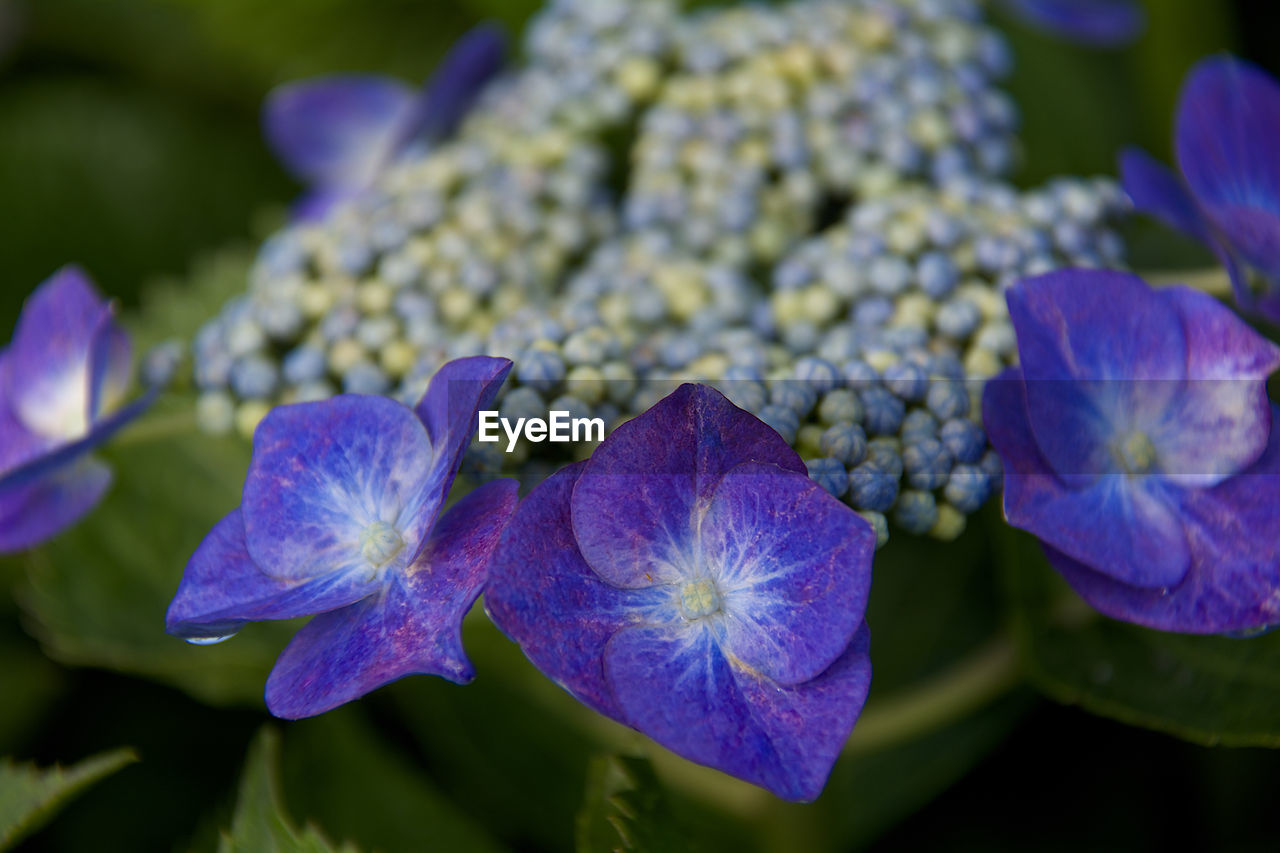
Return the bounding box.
[3,1,1280,850]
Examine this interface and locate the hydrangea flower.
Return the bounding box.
[983,270,1280,633]
[264,23,506,220]
[166,356,517,718]
[486,384,875,801]
[1,267,154,553]
[999,0,1144,47]
[1122,55,1280,322]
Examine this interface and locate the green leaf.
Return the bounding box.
[20,403,293,706]
[279,708,505,853]
[999,517,1280,747]
[0,749,137,850]
[220,729,355,853]
[576,755,696,853]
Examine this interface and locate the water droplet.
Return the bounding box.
[186,632,238,646]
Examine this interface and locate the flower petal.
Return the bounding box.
[984,370,1190,589]
[263,74,417,192]
[263,481,515,720]
[571,384,805,589]
[1005,271,1185,481]
[1176,55,1280,281]
[164,509,381,641]
[5,267,107,441]
[241,395,442,582]
[705,462,873,685]
[0,456,111,554]
[1048,406,1280,633]
[87,306,132,422]
[604,621,871,802]
[1003,0,1144,47]
[0,379,48,474]
[412,355,512,509]
[1119,147,1212,244]
[411,24,507,142]
[485,463,654,719]
[1151,287,1280,487]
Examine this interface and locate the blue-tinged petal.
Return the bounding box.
[411,24,507,142]
[572,384,805,590]
[704,462,873,686]
[241,395,442,582]
[1177,56,1280,282]
[5,266,107,441]
[1048,406,1280,632]
[604,622,871,803]
[1151,287,1280,487]
[262,75,417,193]
[1005,271,1185,482]
[265,481,516,719]
[412,355,512,507]
[983,370,1190,589]
[486,463,657,719]
[87,307,132,422]
[0,383,48,474]
[165,509,381,641]
[1119,147,1213,244]
[0,456,111,554]
[1003,0,1144,47]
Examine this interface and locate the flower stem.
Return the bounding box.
[1143,266,1233,297]
[843,634,1021,756]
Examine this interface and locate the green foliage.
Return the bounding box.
[220,729,354,853]
[1000,520,1280,746]
[0,749,136,850]
[576,755,696,853]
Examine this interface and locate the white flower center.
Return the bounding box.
[679,577,722,621]
[1115,431,1157,475]
[360,521,405,568]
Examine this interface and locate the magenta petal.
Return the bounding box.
[604,622,871,803]
[164,509,381,641]
[263,74,417,191]
[485,463,647,719]
[571,384,805,589]
[704,462,873,685]
[263,485,513,720]
[1119,147,1212,244]
[0,456,111,554]
[411,23,507,142]
[412,355,512,508]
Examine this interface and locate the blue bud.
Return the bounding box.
[806,457,850,498]
[894,490,938,535]
[848,462,900,512]
[940,417,986,463]
[861,386,905,435]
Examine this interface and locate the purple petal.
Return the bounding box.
[87,306,132,422]
[571,384,805,590]
[1176,55,1280,282]
[704,462,873,685]
[604,621,871,802]
[485,463,653,719]
[263,481,515,719]
[983,370,1191,589]
[165,509,381,641]
[410,24,507,142]
[4,267,108,441]
[0,383,48,475]
[263,74,417,192]
[1004,0,1144,47]
[0,456,111,554]
[1005,271,1185,482]
[1048,406,1280,632]
[1119,147,1212,244]
[241,395,442,582]
[412,355,512,508]
[1151,287,1280,487]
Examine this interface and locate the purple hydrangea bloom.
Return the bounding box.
[1122,55,1280,322]
[486,384,875,802]
[264,24,506,220]
[1000,0,1144,47]
[166,356,517,718]
[983,269,1280,633]
[1,267,154,553]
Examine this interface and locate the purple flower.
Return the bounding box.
[1122,55,1280,323]
[263,24,506,220]
[1000,0,1144,47]
[983,269,1280,633]
[486,384,875,802]
[166,356,517,719]
[1,267,154,553]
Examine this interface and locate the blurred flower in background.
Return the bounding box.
[998,0,1144,46]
